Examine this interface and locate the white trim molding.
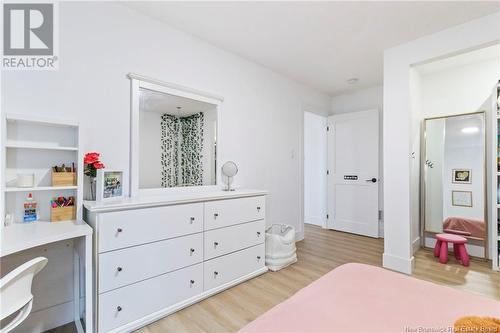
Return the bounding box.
[412,236,421,255]
[128,73,224,104]
[295,230,305,242]
[383,253,414,275]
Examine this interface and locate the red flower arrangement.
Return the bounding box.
[84,152,105,178]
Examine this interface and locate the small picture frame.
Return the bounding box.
[452,169,471,184]
[96,169,125,201]
[452,190,472,207]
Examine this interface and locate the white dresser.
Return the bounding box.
[84,190,267,333]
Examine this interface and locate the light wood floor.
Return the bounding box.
[53,224,499,333]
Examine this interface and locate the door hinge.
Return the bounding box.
[326,214,329,219]
[378,210,383,221]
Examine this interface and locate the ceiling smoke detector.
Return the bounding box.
[346,78,359,85]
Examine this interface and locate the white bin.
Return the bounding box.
[265,224,297,271]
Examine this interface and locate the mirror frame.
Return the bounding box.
[420,111,488,259]
[128,73,224,196]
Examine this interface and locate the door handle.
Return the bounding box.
[365,178,377,183]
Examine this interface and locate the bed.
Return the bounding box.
[443,216,486,239]
[238,263,499,333]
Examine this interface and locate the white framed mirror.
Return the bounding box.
[129,74,223,196]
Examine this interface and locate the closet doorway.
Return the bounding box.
[327,110,380,238]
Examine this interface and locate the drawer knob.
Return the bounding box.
[190,217,195,223]
[190,248,195,254]
[117,306,122,312]
[214,213,219,219]
[190,279,195,284]
[117,228,123,233]
[117,267,123,272]
[257,206,261,212]
[257,231,261,237]
[257,256,261,260]
[214,271,219,277]
[214,242,219,247]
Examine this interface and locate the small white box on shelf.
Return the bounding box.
[16,173,35,187]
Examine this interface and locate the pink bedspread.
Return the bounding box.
[443,217,486,239]
[239,263,499,333]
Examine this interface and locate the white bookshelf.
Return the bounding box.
[491,82,500,271]
[0,114,92,333]
[5,142,79,151]
[4,186,78,192]
[1,114,83,224]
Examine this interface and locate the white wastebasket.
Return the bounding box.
[265,224,297,271]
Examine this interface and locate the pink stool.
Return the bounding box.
[434,234,469,266]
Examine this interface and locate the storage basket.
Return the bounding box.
[52,171,77,187]
[51,206,76,222]
[265,224,297,271]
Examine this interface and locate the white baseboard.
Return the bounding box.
[112,267,268,333]
[295,230,305,242]
[383,253,414,275]
[15,300,74,333]
[378,220,384,238]
[412,237,421,255]
[304,216,325,227]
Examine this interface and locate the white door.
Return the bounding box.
[327,109,379,238]
[304,112,328,227]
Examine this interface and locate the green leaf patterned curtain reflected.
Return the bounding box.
[161,112,204,187]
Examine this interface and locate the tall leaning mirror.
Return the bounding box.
[129,74,222,196]
[422,112,487,258]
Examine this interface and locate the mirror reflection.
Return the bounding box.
[424,113,486,241]
[139,88,217,188]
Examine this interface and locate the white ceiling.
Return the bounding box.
[140,88,215,116]
[416,43,500,76]
[124,1,500,96]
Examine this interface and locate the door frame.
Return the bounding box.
[303,110,328,229]
[300,105,330,240]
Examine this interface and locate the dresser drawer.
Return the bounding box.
[204,220,265,260]
[204,244,265,291]
[98,233,203,293]
[98,203,203,252]
[98,263,203,332]
[204,196,265,230]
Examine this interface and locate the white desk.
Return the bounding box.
[1,220,93,333]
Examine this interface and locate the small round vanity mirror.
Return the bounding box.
[221,161,238,191]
